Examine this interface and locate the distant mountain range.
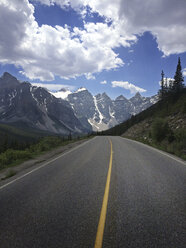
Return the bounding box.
[52,87,158,131]
[0,72,159,134]
[0,72,87,135]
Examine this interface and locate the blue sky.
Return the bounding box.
[0,0,186,99]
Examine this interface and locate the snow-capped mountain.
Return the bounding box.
[66,88,96,130]
[129,92,158,115]
[0,72,159,134]
[52,88,72,99]
[0,72,87,134]
[53,87,159,131]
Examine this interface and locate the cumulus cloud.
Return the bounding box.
[88,0,186,56]
[183,69,186,77]
[34,0,121,20]
[112,81,146,94]
[1,0,186,82]
[85,73,95,80]
[31,82,75,91]
[118,0,186,56]
[100,80,107,85]
[36,0,186,56]
[0,0,126,81]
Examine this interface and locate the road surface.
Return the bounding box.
[0,136,185,247]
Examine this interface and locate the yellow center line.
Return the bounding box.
[94,138,113,248]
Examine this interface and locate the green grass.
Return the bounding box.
[124,127,186,160]
[0,122,54,154]
[0,135,90,171]
[100,89,186,160]
[0,149,33,170]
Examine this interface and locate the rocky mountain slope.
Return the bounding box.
[100,89,186,159]
[52,88,159,131]
[0,72,158,134]
[0,72,87,135]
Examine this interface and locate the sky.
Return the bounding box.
[0,0,186,99]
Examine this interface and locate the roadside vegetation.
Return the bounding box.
[0,134,91,172]
[150,118,186,159]
[99,58,186,160]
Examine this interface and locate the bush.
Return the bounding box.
[0,135,79,171]
[0,149,32,170]
[151,118,170,143]
[174,129,186,155]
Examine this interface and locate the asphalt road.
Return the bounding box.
[0,136,185,248]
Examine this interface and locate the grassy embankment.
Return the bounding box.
[0,124,90,177]
[99,90,186,160]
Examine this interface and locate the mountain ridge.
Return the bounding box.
[0,72,87,135]
[52,87,159,131]
[0,72,159,133]
[100,89,186,159]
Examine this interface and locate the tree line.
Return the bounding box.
[159,57,185,99]
[99,57,185,138]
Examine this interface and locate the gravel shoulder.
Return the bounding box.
[0,138,90,181]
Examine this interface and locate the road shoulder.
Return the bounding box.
[0,138,91,182]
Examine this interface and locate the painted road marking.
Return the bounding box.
[0,137,96,191]
[123,137,186,165]
[94,138,113,248]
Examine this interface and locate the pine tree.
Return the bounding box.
[159,70,165,99]
[165,77,168,93]
[173,57,184,93]
[68,131,72,140]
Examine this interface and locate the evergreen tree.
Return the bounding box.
[173,57,184,93]
[68,131,72,140]
[2,134,8,152]
[168,78,174,93]
[159,70,165,99]
[165,77,168,93]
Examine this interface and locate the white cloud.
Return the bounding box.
[100,80,107,85]
[183,68,186,77]
[36,0,186,56]
[31,82,75,91]
[86,0,186,56]
[1,0,186,83]
[34,0,121,21]
[0,0,126,81]
[85,73,95,80]
[112,81,146,94]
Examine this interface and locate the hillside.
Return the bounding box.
[0,72,87,135]
[100,89,186,159]
[0,72,158,133]
[52,87,158,131]
[0,122,56,153]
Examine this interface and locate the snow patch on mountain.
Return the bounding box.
[93,96,103,124]
[45,85,159,132]
[0,72,87,134]
[75,87,87,93]
[88,118,109,131]
[51,88,72,99]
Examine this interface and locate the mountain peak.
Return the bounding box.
[115,95,127,101]
[102,92,108,96]
[59,88,68,92]
[2,72,17,80]
[51,88,72,99]
[0,72,20,87]
[75,87,87,93]
[134,92,142,97]
[101,92,111,100]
